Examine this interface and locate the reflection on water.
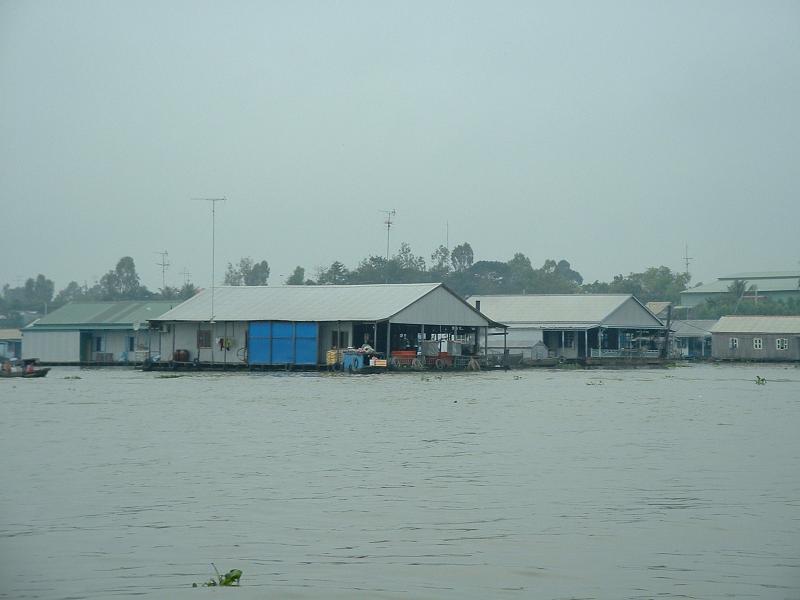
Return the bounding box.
[1,364,799,599]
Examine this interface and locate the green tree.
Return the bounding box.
[98,257,147,299]
[317,261,350,284]
[53,281,85,306]
[451,242,474,272]
[224,258,270,286]
[286,266,306,285]
[430,245,450,275]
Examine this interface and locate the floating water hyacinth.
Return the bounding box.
[192,564,242,587]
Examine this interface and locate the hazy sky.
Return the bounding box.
[1,1,798,292]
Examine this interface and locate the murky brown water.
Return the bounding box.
[1,364,799,599]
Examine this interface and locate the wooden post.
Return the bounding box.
[484,326,488,360]
[386,321,391,361]
[662,305,672,359]
[584,329,588,359]
[598,327,602,358]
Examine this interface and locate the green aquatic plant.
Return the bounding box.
[192,564,242,587]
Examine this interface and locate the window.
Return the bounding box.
[729,337,738,349]
[94,336,104,352]
[127,336,135,352]
[753,338,762,350]
[197,329,211,348]
[776,338,789,351]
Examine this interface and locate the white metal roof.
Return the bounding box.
[710,316,800,335]
[152,283,494,326]
[682,277,800,295]
[719,271,800,280]
[466,294,664,329]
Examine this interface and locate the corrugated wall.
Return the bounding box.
[392,286,488,326]
[22,331,81,362]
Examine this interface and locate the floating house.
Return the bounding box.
[0,329,22,359]
[22,301,177,364]
[466,294,666,363]
[147,283,500,368]
[670,319,717,358]
[681,271,800,308]
[710,316,800,361]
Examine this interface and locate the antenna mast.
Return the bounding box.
[380,209,396,261]
[194,197,226,321]
[683,243,693,278]
[155,250,170,291]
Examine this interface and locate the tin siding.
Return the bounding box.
[392,286,488,326]
[22,330,81,362]
[604,298,664,328]
[712,333,800,361]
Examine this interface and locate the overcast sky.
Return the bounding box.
[1,1,798,292]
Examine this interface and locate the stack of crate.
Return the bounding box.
[326,349,343,366]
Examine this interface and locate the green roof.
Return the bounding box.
[25,301,178,331]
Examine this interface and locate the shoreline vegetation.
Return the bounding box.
[4,248,800,329]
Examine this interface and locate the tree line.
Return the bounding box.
[4,244,797,327]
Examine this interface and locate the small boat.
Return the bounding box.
[0,358,50,379]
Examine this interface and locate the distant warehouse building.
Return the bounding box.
[23,301,177,364]
[147,283,500,368]
[681,271,800,308]
[711,316,800,361]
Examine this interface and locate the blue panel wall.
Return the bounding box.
[248,322,272,365]
[247,321,319,366]
[271,322,294,364]
[294,322,319,365]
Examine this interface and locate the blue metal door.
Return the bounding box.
[248,322,271,365]
[271,322,294,364]
[294,322,319,365]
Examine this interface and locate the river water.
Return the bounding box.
[1,364,798,599]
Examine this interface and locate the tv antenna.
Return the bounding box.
[155,250,170,290]
[380,209,396,261]
[193,197,226,321]
[682,243,693,278]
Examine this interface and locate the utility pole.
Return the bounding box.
[155,250,170,291]
[380,209,396,261]
[181,268,192,285]
[446,221,449,251]
[194,197,226,321]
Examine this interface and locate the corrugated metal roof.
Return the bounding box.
[671,320,718,338]
[25,301,177,330]
[711,316,800,334]
[682,277,800,294]
[467,294,641,326]
[719,271,800,280]
[0,328,22,340]
[152,283,493,325]
[645,301,672,316]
